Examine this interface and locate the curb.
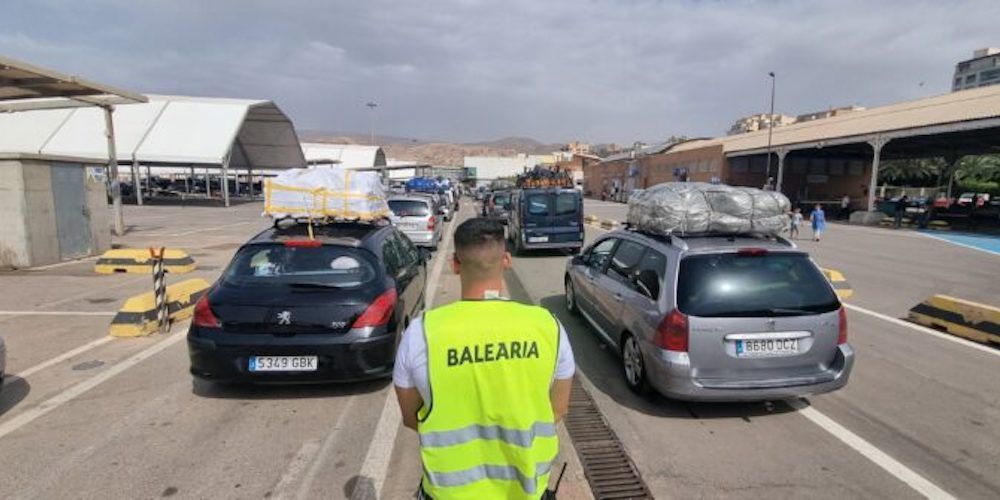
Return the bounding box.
[109,278,210,337]
[821,268,854,300]
[95,248,197,274]
[907,295,1000,346]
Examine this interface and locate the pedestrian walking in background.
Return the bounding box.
[810,204,826,241]
[894,194,909,229]
[789,207,803,239]
[840,194,851,220]
[394,218,575,499]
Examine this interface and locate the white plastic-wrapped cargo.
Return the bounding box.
[626,182,790,236]
[264,166,390,220]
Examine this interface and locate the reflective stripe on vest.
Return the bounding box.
[419,300,560,500]
[420,422,557,448]
[425,461,554,495]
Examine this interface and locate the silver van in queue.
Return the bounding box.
[388,195,442,251]
[564,229,853,402]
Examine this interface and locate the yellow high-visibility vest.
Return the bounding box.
[418,300,560,499]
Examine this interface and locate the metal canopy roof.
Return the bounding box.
[0,54,146,111]
[687,85,1000,157]
[0,94,306,169]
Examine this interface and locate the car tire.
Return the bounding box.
[565,277,580,316]
[621,333,650,396]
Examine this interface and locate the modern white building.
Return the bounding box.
[463,153,554,187]
[953,48,1000,91]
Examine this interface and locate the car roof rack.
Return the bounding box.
[271,216,390,230]
[622,224,795,251]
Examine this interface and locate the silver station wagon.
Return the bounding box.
[565,228,854,402]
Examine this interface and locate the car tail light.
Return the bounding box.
[353,288,398,328]
[284,239,322,248]
[655,309,688,352]
[427,215,436,231]
[838,307,848,345]
[737,247,769,256]
[193,294,220,328]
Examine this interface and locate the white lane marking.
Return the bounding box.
[294,395,358,500]
[349,208,460,499]
[0,311,115,316]
[918,232,1000,257]
[13,335,114,379]
[0,331,184,441]
[270,440,321,499]
[164,220,258,237]
[788,399,955,499]
[845,303,1000,359]
[19,255,101,271]
[350,392,402,500]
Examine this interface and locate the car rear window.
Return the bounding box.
[223,244,377,288]
[527,194,548,215]
[389,199,430,217]
[494,192,511,209]
[677,252,839,317]
[554,192,578,215]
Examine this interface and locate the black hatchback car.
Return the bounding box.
[187,221,427,383]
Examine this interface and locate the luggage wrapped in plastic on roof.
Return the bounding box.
[263,165,390,221]
[626,182,790,236]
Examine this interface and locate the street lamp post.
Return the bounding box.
[366,101,379,146]
[765,71,776,189]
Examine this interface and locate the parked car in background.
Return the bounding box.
[508,188,584,254]
[388,195,442,251]
[483,190,512,223]
[187,221,427,384]
[564,229,853,401]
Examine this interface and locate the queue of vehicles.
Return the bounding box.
[186,175,852,404]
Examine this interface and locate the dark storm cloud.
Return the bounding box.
[3,0,998,143]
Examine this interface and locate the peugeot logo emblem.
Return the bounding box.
[766,318,777,331]
[277,311,292,325]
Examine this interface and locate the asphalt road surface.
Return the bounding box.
[0,198,997,499]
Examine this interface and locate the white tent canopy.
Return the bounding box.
[301,142,386,169]
[0,94,306,170]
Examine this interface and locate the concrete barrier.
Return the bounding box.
[908,295,1000,346]
[821,268,853,300]
[95,248,196,274]
[109,278,211,337]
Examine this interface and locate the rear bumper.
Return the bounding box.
[521,241,583,250]
[187,327,396,383]
[403,230,437,247]
[644,344,855,402]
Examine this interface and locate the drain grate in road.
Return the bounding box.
[564,378,652,499]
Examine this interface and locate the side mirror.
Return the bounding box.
[635,269,660,300]
[571,255,584,265]
[420,248,432,264]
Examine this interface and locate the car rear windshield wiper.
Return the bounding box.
[287,282,342,289]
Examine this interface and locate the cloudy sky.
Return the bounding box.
[4,0,998,144]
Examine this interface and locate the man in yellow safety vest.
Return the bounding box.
[394,217,576,499]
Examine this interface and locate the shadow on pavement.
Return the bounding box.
[537,294,797,421]
[0,375,31,416]
[191,377,389,400]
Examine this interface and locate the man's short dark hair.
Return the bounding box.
[454,217,505,252]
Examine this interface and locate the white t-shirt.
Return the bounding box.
[393,314,576,404]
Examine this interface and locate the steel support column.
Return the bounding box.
[775,148,789,194]
[867,135,889,211]
[131,158,143,205]
[221,150,232,207]
[103,106,124,236]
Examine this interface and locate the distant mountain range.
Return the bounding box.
[298,131,566,166]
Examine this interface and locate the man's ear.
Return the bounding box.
[451,252,461,274]
[501,250,512,270]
